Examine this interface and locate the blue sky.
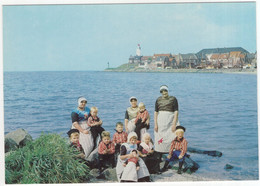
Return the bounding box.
[3,2,256,71]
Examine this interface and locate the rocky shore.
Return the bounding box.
[4,129,223,183]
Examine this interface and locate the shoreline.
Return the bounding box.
[104,68,257,74]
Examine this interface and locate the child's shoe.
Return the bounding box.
[160,161,169,172]
[177,161,184,174]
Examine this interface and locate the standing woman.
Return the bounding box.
[116,132,150,182]
[124,97,139,133]
[154,85,180,156]
[71,97,94,158]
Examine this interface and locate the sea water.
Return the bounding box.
[3,71,258,180]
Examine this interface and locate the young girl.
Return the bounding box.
[138,133,160,174]
[116,132,150,182]
[88,107,104,150]
[98,131,115,176]
[138,133,154,157]
[134,102,150,141]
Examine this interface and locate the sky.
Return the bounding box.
[2,1,257,71]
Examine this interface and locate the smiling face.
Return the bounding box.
[144,136,150,144]
[130,99,137,108]
[116,125,123,133]
[70,133,79,143]
[102,136,110,144]
[78,100,87,109]
[161,90,169,98]
[176,131,184,139]
[129,136,137,145]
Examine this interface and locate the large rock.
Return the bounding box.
[162,154,200,173]
[4,138,18,153]
[102,168,117,181]
[5,129,32,153]
[187,147,222,157]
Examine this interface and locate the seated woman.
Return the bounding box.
[116,132,150,182]
[70,97,94,158]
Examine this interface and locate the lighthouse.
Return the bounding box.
[136,44,141,56]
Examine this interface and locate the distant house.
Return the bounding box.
[129,55,134,64]
[128,55,142,64]
[245,53,256,65]
[218,53,229,68]
[153,54,173,69]
[178,53,199,68]
[196,47,249,63]
[229,51,245,68]
[134,56,142,64]
[209,53,219,68]
[139,56,152,68]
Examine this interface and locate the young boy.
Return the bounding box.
[134,102,150,141]
[113,122,128,155]
[160,126,187,174]
[97,131,116,177]
[67,129,85,159]
[88,107,105,150]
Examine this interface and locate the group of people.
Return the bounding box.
[67,85,188,182]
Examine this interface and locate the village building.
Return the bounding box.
[128,45,256,69]
[196,47,249,68]
[228,51,245,68]
[152,54,173,69]
[176,53,199,68]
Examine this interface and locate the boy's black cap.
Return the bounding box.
[67,129,80,137]
[176,126,186,132]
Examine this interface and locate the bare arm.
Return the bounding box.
[124,119,129,133]
[120,153,133,160]
[73,122,89,134]
[171,111,179,132]
[154,111,158,132]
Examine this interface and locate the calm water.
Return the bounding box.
[4,71,258,180]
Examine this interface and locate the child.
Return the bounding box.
[88,107,104,150]
[67,129,85,159]
[138,133,154,157]
[113,122,128,156]
[134,102,150,141]
[138,133,161,174]
[121,150,140,182]
[160,126,187,174]
[97,131,116,177]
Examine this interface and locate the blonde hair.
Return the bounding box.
[101,131,110,138]
[138,102,145,109]
[175,129,185,134]
[91,107,98,113]
[70,132,79,139]
[142,133,151,142]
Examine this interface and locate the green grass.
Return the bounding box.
[105,63,138,71]
[5,133,90,184]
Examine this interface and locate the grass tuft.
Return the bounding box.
[5,133,90,184]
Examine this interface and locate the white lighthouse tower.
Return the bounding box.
[136,44,141,56]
